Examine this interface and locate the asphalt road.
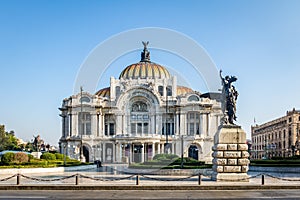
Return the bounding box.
[0,190,300,200]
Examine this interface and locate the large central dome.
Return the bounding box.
[119,42,170,80]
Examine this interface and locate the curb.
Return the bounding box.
[0,185,300,190]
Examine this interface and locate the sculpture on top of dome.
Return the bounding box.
[141,41,150,62]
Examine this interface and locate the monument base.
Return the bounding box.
[211,173,249,182]
[212,124,250,182]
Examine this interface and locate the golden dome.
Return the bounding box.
[119,61,170,80]
[119,41,170,80]
[177,86,193,96]
[95,87,110,98]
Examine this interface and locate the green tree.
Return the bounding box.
[0,125,20,151]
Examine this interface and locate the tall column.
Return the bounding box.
[98,113,103,137]
[102,143,106,162]
[151,114,155,135]
[132,144,135,163]
[113,143,116,162]
[68,114,72,137]
[72,113,77,136]
[152,142,156,159]
[102,114,105,136]
[206,113,210,136]
[161,143,164,154]
[129,143,132,164]
[122,115,125,134]
[157,114,162,135]
[141,143,145,163]
[175,113,179,135]
[91,113,97,137]
[157,143,160,154]
[201,113,206,137]
[180,112,186,136]
[116,114,122,134]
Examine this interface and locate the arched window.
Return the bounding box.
[80,96,91,103]
[158,86,164,96]
[188,95,199,102]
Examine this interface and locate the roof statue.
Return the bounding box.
[141,41,150,62]
[220,70,239,125]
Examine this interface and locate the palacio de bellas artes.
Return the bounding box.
[58,42,249,180]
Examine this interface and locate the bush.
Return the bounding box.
[1,152,15,165]
[153,154,179,161]
[55,153,64,160]
[28,154,34,161]
[14,152,29,163]
[40,152,56,160]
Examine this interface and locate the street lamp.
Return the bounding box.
[80,86,85,162]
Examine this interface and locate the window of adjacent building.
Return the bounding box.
[188,95,200,102]
[104,114,115,136]
[186,112,200,135]
[289,117,292,123]
[167,86,172,96]
[158,86,164,96]
[78,112,91,135]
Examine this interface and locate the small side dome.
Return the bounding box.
[177,86,193,96]
[95,87,110,98]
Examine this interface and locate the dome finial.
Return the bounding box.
[141,41,150,62]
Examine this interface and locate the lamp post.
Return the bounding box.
[165,89,169,154]
[80,86,85,162]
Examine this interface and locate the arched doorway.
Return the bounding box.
[83,146,90,162]
[188,145,199,160]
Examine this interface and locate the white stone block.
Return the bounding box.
[241,165,249,173]
[224,166,241,173]
[238,158,250,166]
[212,151,224,158]
[238,144,248,151]
[212,165,224,172]
[227,144,237,150]
[241,151,250,158]
[216,144,227,150]
[224,151,241,158]
[213,158,227,165]
[227,159,237,165]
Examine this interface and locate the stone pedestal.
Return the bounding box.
[212,125,250,182]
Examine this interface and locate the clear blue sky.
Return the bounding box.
[1,0,300,145]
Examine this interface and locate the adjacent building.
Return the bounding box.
[59,43,223,163]
[251,108,300,159]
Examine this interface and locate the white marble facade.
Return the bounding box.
[59,45,222,164]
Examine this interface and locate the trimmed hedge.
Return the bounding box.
[1,152,15,165]
[152,154,179,161]
[14,152,29,163]
[40,152,56,160]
